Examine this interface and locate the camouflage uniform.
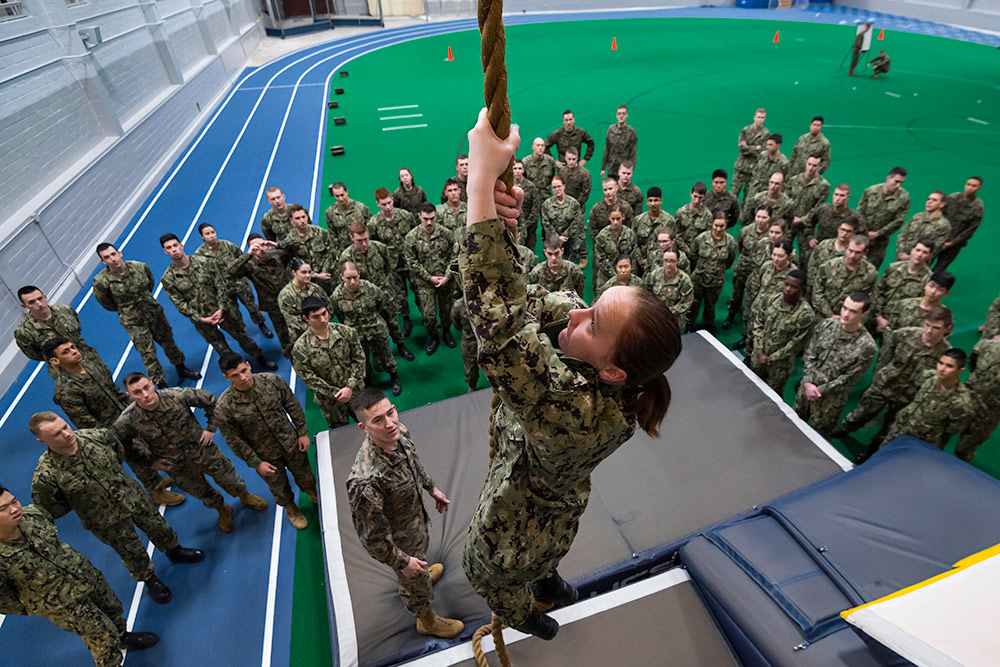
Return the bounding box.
[732,122,770,202]
[216,372,316,506]
[545,126,595,163]
[883,297,934,333]
[517,244,539,273]
[452,296,479,389]
[688,230,737,328]
[982,295,1000,342]
[841,327,949,433]
[393,185,428,217]
[794,318,876,437]
[618,182,643,216]
[788,132,832,175]
[808,238,847,274]
[956,339,1000,462]
[195,239,266,327]
[937,192,985,270]
[369,208,418,320]
[739,191,796,228]
[810,256,878,318]
[631,209,677,268]
[705,189,740,230]
[15,304,102,380]
[648,245,690,275]
[515,178,541,248]
[161,255,263,358]
[728,224,769,320]
[281,226,339,288]
[593,225,638,290]
[521,153,557,198]
[872,261,930,321]
[856,183,911,268]
[673,204,713,255]
[324,199,372,251]
[93,261,187,387]
[439,176,468,204]
[744,261,797,333]
[277,281,329,345]
[746,151,790,201]
[458,218,632,628]
[436,202,468,232]
[645,267,694,322]
[748,294,817,394]
[801,204,863,261]
[589,197,634,241]
[331,280,398,375]
[527,260,586,299]
[228,247,294,356]
[261,208,292,242]
[785,174,830,250]
[558,164,592,211]
[32,428,179,582]
[339,240,406,343]
[596,274,645,300]
[347,426,437,617]
[894,213,951,261]
[601,122,638,179]
[114,387,248,510]
[291,324,366,428]
[882,370,974,448]
[0,504,128,667]
[541,196,586,263]
[403,225,455,337]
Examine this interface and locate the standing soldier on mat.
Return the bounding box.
[281,205,338,294]
[113,374,267,533]
[92,242,201,389]
[160,234,277,371]
[370,187,419,338]
[437,179,468,231]
[688,211,737,332]
[732,108,769,203]
[527,236,586,298]
[0,484,160,667]
[745,134,789,202]
[748,270,816,395]
[347,388,464,639]
[546,109,595,168]
[15,285,103,380]
[292,296,367,429]
[228,234,295,358]
[788,117,831,176]
[705,170,740,230]
[937,176,984,270]
[393,168,428,217]
[404,203,456,355]
[45,337,183,507]
[541,176,587,265]
[260,186,294,242]
[895,191,951,262]
[616,162,643,215]
[645,249,694,325]
[956,337,1000,463]
[29,412,204,604]
[216,353,317,530]
[195,223,273,339]
[600,104,638,180]
[794,292,877,439]
[856,166,910,268]
[674,182,713,255]
[325,182,372,252]
[558,147,592,213]
[513,159,541,248]
[810,235,878,319]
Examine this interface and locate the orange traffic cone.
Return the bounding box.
[611,37,618,50]
[445,46,454,61]
[877,28,884,40]
[773,31,779,43]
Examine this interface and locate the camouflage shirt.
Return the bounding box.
[803,204,863,244]
[808,238,847,270]
[885,297,934,332]
[14,304,102,379]
[392,185,428,217]
[889,371,974,448]
[216,372,308,469]
[632,209,677,260]
[788,132,832,175]
[93,260,164,327]
[810,257,878,317]
[645,268,694,320]
[746,261,797,313]
[346,426,434,571]
[436,201,468,231]
[800,317,877,397]
[53,361,129,429]
[558,165,592,208]
[943,192,985,247]
[281,225,339,276]
[982,295,1000,342]
[527,260,586,298]
[690,231,737,288]
[873,261,930,318]
[228,247,293,310]
[113,387,217,467]
[545,126,596,163]
[589,197,635,239]
[331,280,392,340]
[514,178,541,243]
[601,122,638,175]
[161,255,225,321]
[324,199,372,251]
[617,181,643,215]
[751,294,817,362]
[785,173,830,219]
[194,239,254,296]
[541,196,585,243]
[277,281,329,343]
[894,213,952,260]
[261,208,292,242]
[291,324,365,400]
[369,208,417,270]
[338,240,396,294]
[747,150,790,199]
[593,226,638,285]
[674,204,713,253]
[869,326,949,397]
[740,191,796,227]
[403,224,454,285]
[857,184,911,240]
[968,339,1000,411]
[647,245,690,275]
[734,224,770,279]
[521,153,557,196]
[597,274,645,299]
[735,123,770,172]
[704,189,740,229]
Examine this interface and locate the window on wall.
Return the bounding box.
[0,0,27,21]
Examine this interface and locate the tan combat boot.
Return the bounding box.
[416,610,464,638]
[239,492,267,511]
[217,504,234,533]
[285,503,308,530]
[306,489,318,505]
[427,563,444,585]
[152,486,185,507]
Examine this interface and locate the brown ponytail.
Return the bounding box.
[613,288,683,437]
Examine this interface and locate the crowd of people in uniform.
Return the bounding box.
[2,101,998,665]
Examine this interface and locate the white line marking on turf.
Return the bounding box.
[968,117,988,125]
[261,506,284,667]
[377,104,419,110]
[0,363,43,429]
[885,91,901,98]
[382,124,428,131]
[380,113,423,120]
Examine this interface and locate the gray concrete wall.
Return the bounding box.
[0,0,263,394]
[837,0,1000,32]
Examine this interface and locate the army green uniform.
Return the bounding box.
[195,239,266,327]
[601,122,638,180]
[618,181,643,216]
[739,191,796,228]
[347,426,437,617]
[436,201,468,232]
[872,261,930,321]
[894,213,951,261]
[404,225,455,337]
[281,225,339,292]
[558,164,592,212]
[981,295,1000,342]
[732,122,770,202]
[324,199,372,251]
[439,176,468,204]
[801,204,864,262]
[632,209,677,269]
[786,173,830,251]
[748,294,817,394]
[788,132,832,175]
[870,52,891,74]
[459,217,632,628]
[728,224,769,320]
[527,260,586,299]
[810,256,878,318]
[956,339,1000,462]
[746,151,790,201]
[339,239,406,344]
[162,255,263,359]
[596,274,645,300]
[515,178,541,248]
[331,280,398,375]
[647,244,690,275]
[882,370,974,448]
[15,304,103,380]
[216,372,316,506]
[518,244,539,273]
[541,196,586,263]
[744,261,797,334]
[277,281,329,345]
[261,208,292,243]
[937,192,985,270]
[452,296,479,389]
[93,260,187,387]
[291,324,366,428]
[688,230,737,328]
[673,204,713,255]
[705,189,740,230]
[521,153,557,198]
[794,317,877,437]
[808,239,847,274]
[883,297,934,333]
[841,326,949,434]
[856,183,911,268]
[593,225,638,290]
[228,247,294,356]
[645,267,694,323]
[369,208,418,320]
[114,387,248,510]
[393,185,428,217]
[545,126,595,163]
[0,504,128,667]
[589,198,635,240]
[32,428,179,582]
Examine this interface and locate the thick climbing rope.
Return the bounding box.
[474,2,514,666]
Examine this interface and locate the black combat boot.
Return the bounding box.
[514,609,559,640]
[175,363,202,381]
[441,327,456,349]
[531,572,579,608]
[121,631,159,651]
[390,373,402,397]
[144,575,172,604]
[402,316,413,338]
[397,342,415,361]
[256,355,278,371]
[166,546,205,564]
[258,322,274,338]
[426,334,439,356]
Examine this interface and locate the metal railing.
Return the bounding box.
[0,0,27,22]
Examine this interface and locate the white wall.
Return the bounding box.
[836,0,1000,32]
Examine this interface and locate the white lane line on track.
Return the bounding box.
[377,104,419,110]
[261,505,284,667]
[382,124,428,131]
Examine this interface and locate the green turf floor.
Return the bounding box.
[291,17,1000,664]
